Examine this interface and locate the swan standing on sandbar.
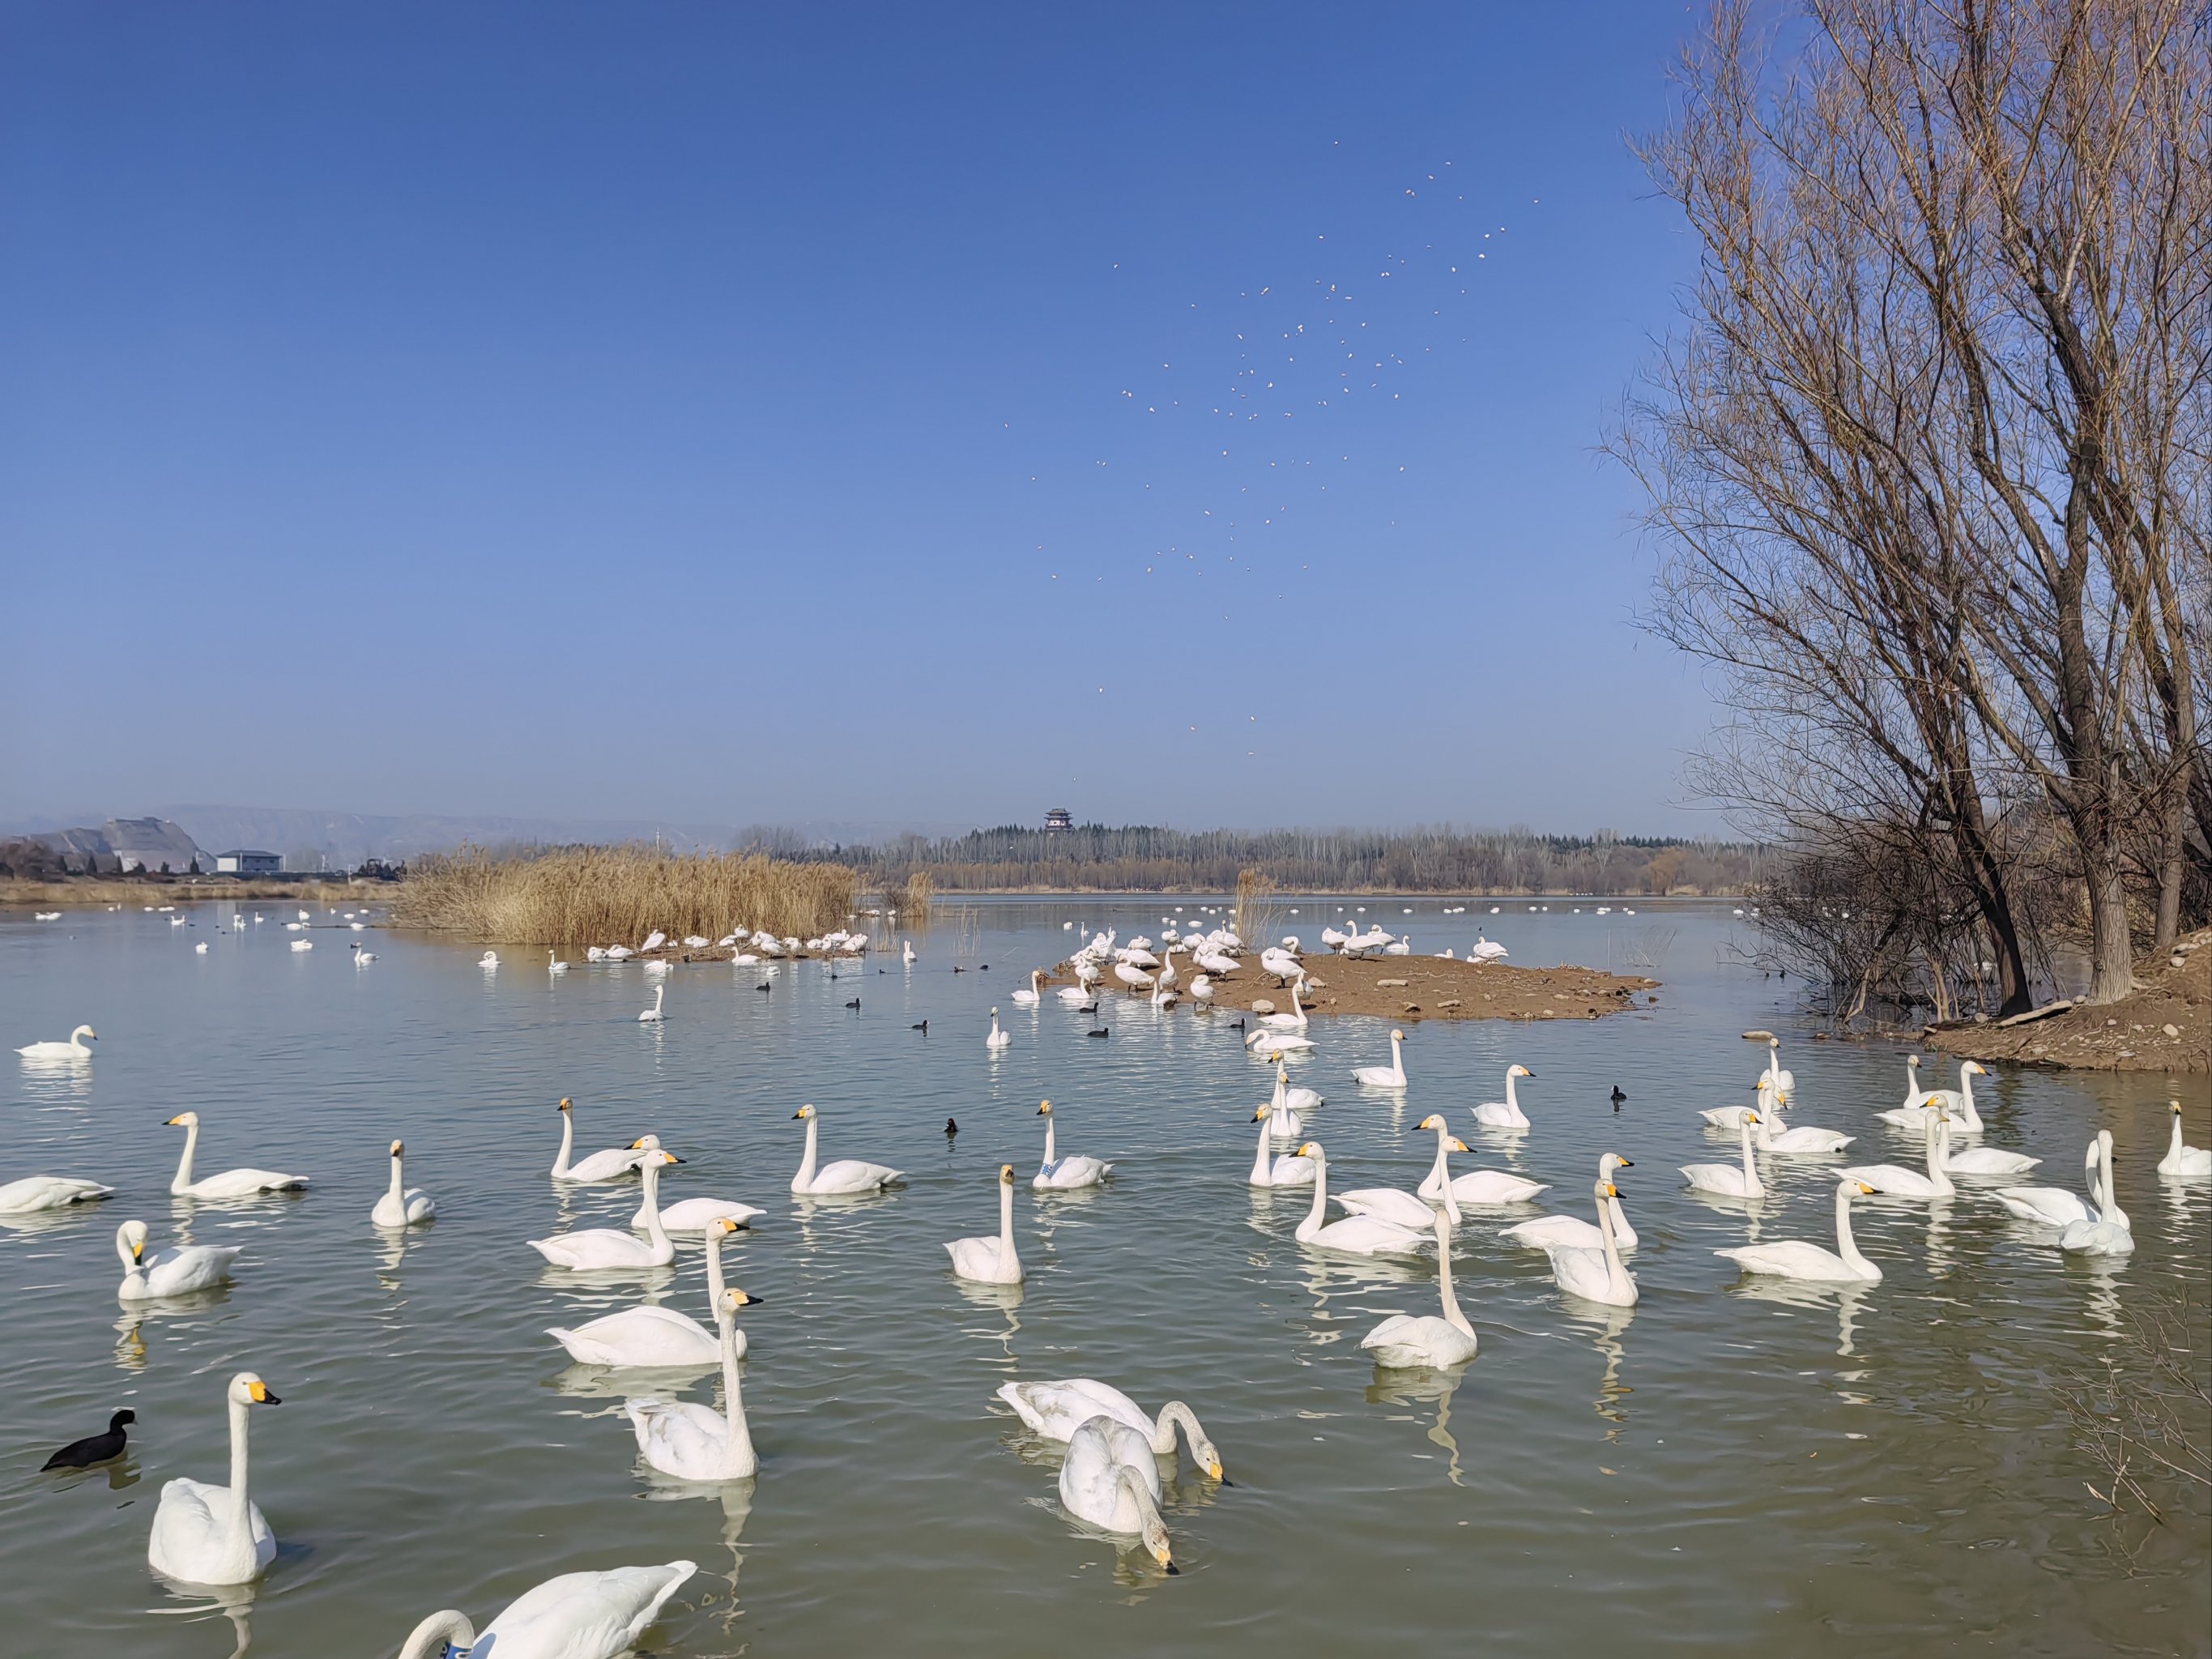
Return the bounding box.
[17,1024,96,1059]
[1717,1179,1882,1282]
[0,1174,113,1213]
[1034,1100,1111,1189]
[624,1287,762,1479]
[147,1372,281,1584]
[552,1098,639,1183]
[371,1139,435,1227]
[1248,1105,1317,1187]
[531,1149,681,1270]
[1472,1064,1536,1129]
[2059,1130,2133,1256]
[395,1562,697,1659]
[1502,1154,1636,1250]
[2157,1100,2210,1179]
[1681,1111,1764,1198]
[548,1217,745,1367]
[1353,1029,1408,1088]
[1058,1417,1177,1572]
[165,1112,308,1198]
[1414,1113,1545,1205]
[117,1218,241,1299]
[790,1104,901,1194]
[995,1381,1225,1478]
[1361,1205,1478,1367]
[947,1164,1024,1283]
[1291,1143,1430,1257]
[987,1008,1012,1049]
[1543,1176,1638,1306]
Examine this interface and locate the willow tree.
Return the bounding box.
[1621,0,2211,1004]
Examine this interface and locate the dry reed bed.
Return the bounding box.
[392,847,856,948]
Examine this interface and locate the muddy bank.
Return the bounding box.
[1043,951,1657,1022]
[1925,930,2208,1073]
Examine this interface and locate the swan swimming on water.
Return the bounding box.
[117,1218,241,1299]
[1542,1176,1639,1306]
[1681,1111,1764,1198]
[946,1165,1025,1284]
[0,1173,112,1213]
[1414,1113,1545,1206]
[18,1024,96,1059]
[371,1140,435,1227]
[987,1008,1012,1048]
[1248,1105,1317,1187]
[165,1112,309,1198]
[1837,1111,1953,1199]
[1033,1099,1111,1189]
[997,1380,1226,1478]
[148,1372,282,1585]
[624,1286,763,1479]
[624,1138,765,1233]
[1471,1064,1536,1129]
[1057,1416,1177,1572]
[548,1216,746,1367]
[1012,970,1043,1006]
[2058,1130,2133,1256]
[1991,1136,2101,1227]
[789,1104,901,1195]
[531,1149,682,1270]
[1501,1154,1636,1250]
[2156,1100,2210,1179]
[394,1561,697,1659]
[1290,1142,1431,1257]
[1716,1179,1882,1282]
[1360,1205,1479,1368]
[1352,1028,1408,1088]
[638,983,667,1023]
[551,1098,640,1183]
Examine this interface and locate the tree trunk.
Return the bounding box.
[2084,851,2137,1004]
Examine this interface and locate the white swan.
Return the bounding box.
[1012,970,1043,1006]
[480,951,499,969]
[1471,1064,1535,1129]
[16,1024,96,1059]
[1918,1059,1988,1132]
[148,1372,281,1584]
[1992,1137,2099,1227]
[1838,1111,1954,1198]
[1501,1154,1638,1250]
[548,950,570,974]
[395,1562,696,1659]
[1058,1416,1176,1572]
[2059,1130,2133,1256]
[986,1007,1012,1049]
[165,1112,309,1198]
[552,1098,639,1183]
[996,1380,1225,1478]
[624,1139,763,1233]
[1939,1132,2041,1176]
[1247,1106,1317,1187]
[1352,1028,1408,1088]
[1259,978,1310,1029]
[1112,960,1155,992]
[370,1139,435,1227]
[789,1104,902,1195]
[1290,1143,1430,1257]
[1544,1176,1639,1306]
[1718,1179,1882,1282]
[531,1149,681,1269]
[1752,1092,1856,1154]
[1468,932,1508,962]
[1758,1036,1795,1097]
[1360,1205,1479,1367]
[1268,1056,1322,1116]
[946,1164,1024,1284]
[1681,1111,1764,1198]
[624,1286,762,1479]
[1034,1100,1111,1189]
[117,1218,241,1299]
[1261,1062,1305,1141]
[1872,1053,1937,1128]
[1413,1113,1546,1205]
[1055,978,1093,1005]
[2157,1100,2210,1179]
[0,1174,113,1213]
[1247,1026,1315,1056]
[549,1217,746,1367]
[638,983,666,1023]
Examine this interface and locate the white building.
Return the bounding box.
[215,850,282,876]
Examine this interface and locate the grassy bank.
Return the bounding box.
[391,846,856,947]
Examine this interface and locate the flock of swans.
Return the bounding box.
[7,908,2206,1659]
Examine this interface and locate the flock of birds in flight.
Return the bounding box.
[7,901,2208,1657]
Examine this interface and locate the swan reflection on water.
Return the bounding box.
[1366,1363,1469,1486]
[148,1574,256,1659]
[1735,1276,1874,1358]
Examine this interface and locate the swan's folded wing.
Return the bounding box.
[149,1478,224,1569]
[1718,1241,1847,1278]
[628,1400,727,1470]
[486,1562,696,1652]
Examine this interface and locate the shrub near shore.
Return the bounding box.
[392,846,856,947]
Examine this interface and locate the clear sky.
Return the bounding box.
[1,2,1722,837]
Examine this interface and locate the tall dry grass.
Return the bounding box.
[393,846,857,947]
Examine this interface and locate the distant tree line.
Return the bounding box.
[797,825,1767,896]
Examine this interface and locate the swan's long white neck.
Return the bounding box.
[397,1612,475,1659]
[1925,1114,1956,1194]
[1250,1115,1273,1185]
[553,1111,574,1178]
[1505,1071,1520,1113]
[2170,1114,2187,1161]
[1389,1030,1404,1080]
[2095,1138,2129,1230]
[718,1304,754,1473]
[636,1160,670,1252]
[704,1222,728,1305]
[115,1226,143,1282]
[1737,1115,1762,1195]
[1153,1400,1201,1459]
[1298,1152,1328,1239]
[1833,1185,1873,1273]
[1426,1127,1462,1223]
[172,1122,200,1193]
[386,1151,406,1206]
[1042,1115,1058,1165]
[997,1177,1017,1262]
[1594,1183,1630,1299]
[1436,1214,1472,1335]
[228,1391,253,1522]
[793,1115,819,1191]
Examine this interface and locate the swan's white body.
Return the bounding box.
[789,1104,901,1194]
[1058,1417,1176,1570]
[987,1008,1012,1049]
[1753,1093,1856,1155]
[2059,1131,2133,1256]
[164,1113,307,1198]
[1543,1177,1638,1306]
[1873,1054,1937,1128]
[2158,1102,2210,1179]
[1702,1077,1786,1131]
[532,1151,680,1269]
[1361,1206,1478,1367]
[1413,1114,1547,1205]
[548,950,570,974]
[638,984,666,1023]
[1012,970,1043,1006]
[1472,1064,1534,1129]
[625,1288,760,1479]
[1055,979,1093,1005]
[1261,1064,1306,1140]
[1033,1101,1111,1189]
[117,1219,241,1299]
[1292,1143,1430,1257]
[1993,1137,2100,1227]
[641,1194,765,1234]
[16,1024,96,1059]
[1247,1107,1316,1187]
[1468,933,1508,963]
[1838,1112,1954,1198]
[147,1373,280,1584]
[552,1098,638,1183]
[1941,1141,2041,1175]
[1502,1154,1637,1250]
[1352,1029,1408,1089]
[371,1140,435,1226]
[1718,1180,1882,1282]
[0,1174,112,1213]
[1758,1037,1796,1098]
[946,1166,1024,1284]
[1259,979,1310,1029]
[395,1562,697,1659]
[1916,1060,1988,1132]
[480,951,499,968]
[1681,1112,1764,1197]
[549,1218,744,1366]
[996,1380,1225,1478]
[1247,1028,1315,1056]
[1112,962,1155,992]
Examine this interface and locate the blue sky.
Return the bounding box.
[1,2,1721,836]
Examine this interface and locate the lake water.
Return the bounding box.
[2,897,2206,1657]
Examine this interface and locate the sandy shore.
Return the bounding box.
[1925,931,2208,1073]
[1041,950,1657,1022]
